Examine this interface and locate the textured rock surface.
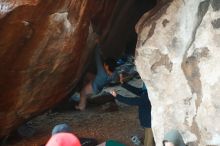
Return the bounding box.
[0,0,40,18]
[136,0,220,145]
[100,0,156,57]
[0,0,118,138]
[0,0,156,139]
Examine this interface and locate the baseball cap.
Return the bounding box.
[163,129,186,146]
[52,123,72,135]
[46,133,81,146]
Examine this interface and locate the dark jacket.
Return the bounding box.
[116,83,151,128]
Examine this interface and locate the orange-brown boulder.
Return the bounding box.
[0,0,117,138]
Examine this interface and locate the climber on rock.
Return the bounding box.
[75,37,121,111]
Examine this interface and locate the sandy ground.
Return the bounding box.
[5,79,145,146]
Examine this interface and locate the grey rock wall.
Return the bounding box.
[135,0,220,145]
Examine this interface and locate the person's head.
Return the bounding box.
[46,133,81,146]
[52,123,72,136]
[103,58,117,75]
[163,130,186,146]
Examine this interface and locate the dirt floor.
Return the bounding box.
[5,99,143,146]
[4,78,145,146]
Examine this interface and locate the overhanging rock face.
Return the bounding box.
[135,0,220,145]
[0,0,118,138]
[0,0,154,139]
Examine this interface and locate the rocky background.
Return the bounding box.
[1,0,219,145]
[0,0,106,138]
[0,0,155,140]
[135,0,220,145]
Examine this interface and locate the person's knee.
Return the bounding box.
[81,83,91,95]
